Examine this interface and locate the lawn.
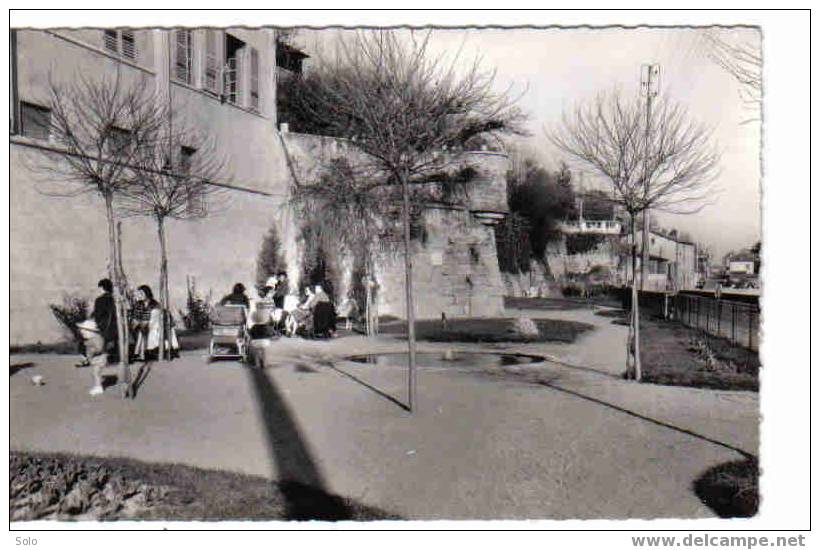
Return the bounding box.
[381,317,594,344]
[605,309,760,391]
[504,296,588,311]
[10,451,397,521]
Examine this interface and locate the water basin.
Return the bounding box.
[346,351,545,369]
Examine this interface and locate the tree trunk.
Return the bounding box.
[157,215,169,361]
[640,210,649,291]
[115,221,130,356]
[365,271,373,337]
[627,213,642,381]
[400,169,417,413]
[105,195,132,398]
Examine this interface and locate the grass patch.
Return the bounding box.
[638,314,759,391]
[10,330,212,357]
[10,451,397,522]
[381,317,594,344]
[693,458,759,518]
[504,296,588,311]
[10,341,77,355]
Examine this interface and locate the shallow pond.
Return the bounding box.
[346,351,545,368]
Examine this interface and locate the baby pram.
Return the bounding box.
[208,304,249,362]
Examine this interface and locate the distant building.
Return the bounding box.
[726,251,757,275]
[559,219,622,236]
[696,249,711,287]
[547,195,624,286]
[620,229,698,291]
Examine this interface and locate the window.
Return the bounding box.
[20,102,50,140]
[224,33,245,105]
[203,30,220,94]
[173,30,193,85]
[249,47,260,111]
[276,40,307,74]
[179,145,196,173]
[102,29,137,60]
[107,126,131,156]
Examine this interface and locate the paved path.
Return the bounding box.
[10,306,758,520]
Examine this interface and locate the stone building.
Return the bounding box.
[10,28,510,345]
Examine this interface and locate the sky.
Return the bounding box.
[299,27,762,260]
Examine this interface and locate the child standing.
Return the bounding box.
[76,319,108,396]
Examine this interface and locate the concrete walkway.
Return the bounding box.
[10,306,758,520]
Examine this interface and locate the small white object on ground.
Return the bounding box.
[513,316,539,337]
[89,386,104,396]
[406,449,416,456]
[31,375,44,385]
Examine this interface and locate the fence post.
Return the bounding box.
[749,307,754,350]
[717,299,721,337]
[706,302,712,334]
[731,304,736,347]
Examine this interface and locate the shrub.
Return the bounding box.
[179,277,212,332]
[562,284,583,297]
[48,294,89,344]
[565,233,606,255]
[256,224,286,289]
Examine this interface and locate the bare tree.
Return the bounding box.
[549,90,720,381]
[28,71,167,397]
[701,28,762,123]
[283,30,525,411]
[118,111,227,359]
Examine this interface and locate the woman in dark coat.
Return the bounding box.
[92,278,118,357]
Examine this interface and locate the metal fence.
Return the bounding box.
[670,293,760,351]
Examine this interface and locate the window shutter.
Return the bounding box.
[204,30,219,93]
[121,30,136,59]
[174,30,192,84]
[103,30,118,53]
[224,55,238,104]
[250,47,259,111]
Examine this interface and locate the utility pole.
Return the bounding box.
[627,63,660,383]
[639,63,660,292]
[400,167,417,413]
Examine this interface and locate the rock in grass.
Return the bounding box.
[512,316,539,338]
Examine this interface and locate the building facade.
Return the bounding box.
[620,230,698,292]
[545,202,624,287]
[10,28,510,345]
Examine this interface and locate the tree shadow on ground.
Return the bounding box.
[326,363,410,412]
[499,370,759,518]
[246,365,396,520]
[10,362,35,376]
[129,362,153,398]
[537,378,756,459]
[101,374,120,390]
[490,367,755,459]
[693,458,759,517]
